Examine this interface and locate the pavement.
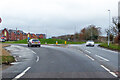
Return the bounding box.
[1,44,119,80]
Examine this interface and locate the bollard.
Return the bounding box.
[56,41,58,45]
[65,41,67,45]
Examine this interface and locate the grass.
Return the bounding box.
[5,39,85,44]
[0,44,15,64]
[100,43,120,51]
[0,56,15,64]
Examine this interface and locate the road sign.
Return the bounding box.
[0,17,2,23]
[28,34,30,37]
[4,31,7,36]
[28,37,30,41]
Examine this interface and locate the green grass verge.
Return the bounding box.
[0,56,15,64]
[100,43,120,51]
[5,39,85,44]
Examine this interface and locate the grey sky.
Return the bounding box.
[0,0,118,38]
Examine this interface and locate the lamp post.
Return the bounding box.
[108,10,111,47]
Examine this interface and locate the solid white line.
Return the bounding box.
[32,51,36,54]
[100,48,118,54]
[96,55,109,61]
[36,56,39,62]
[85,50,91,53]
[13,67,31,80]
[85,54,94,61]
[101,65,117,77]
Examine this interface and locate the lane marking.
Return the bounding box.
[85,50,91,53]
[95,55,109,61]
[13,67,31,80]
[85,54,94,61]
[32,51,36,54]
[101,65,117,77]
[36,56,39,62]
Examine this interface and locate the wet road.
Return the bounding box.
[2,44,119,80]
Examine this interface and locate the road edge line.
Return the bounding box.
[101,65,117,78]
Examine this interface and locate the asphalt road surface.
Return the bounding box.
[2,44,119,80]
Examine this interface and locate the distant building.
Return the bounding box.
[36,34,46,39]
[0,28,46,41]
[98,36,107,42]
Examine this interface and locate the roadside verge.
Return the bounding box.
[99,43,120,52]
[0,44,15,65]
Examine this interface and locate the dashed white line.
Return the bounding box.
[101,65,117,77]
[36,56,39,62]
[12,67,31,80]
[95,55,109,61]
[85,54,94,61]
[32,51,36,54]
[85,50,91,53]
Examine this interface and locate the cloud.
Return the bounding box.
[0,0,118,38]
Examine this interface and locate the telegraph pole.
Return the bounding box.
[108,10,111,47]
[91,28,92,40]
[16,28,17,41]
[74,26,76,41]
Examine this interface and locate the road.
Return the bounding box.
[2,44,119,80]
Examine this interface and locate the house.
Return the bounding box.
[36,34,46,39]
[98,36,107,42]
[0,28,9,40]
[0,28,46,41]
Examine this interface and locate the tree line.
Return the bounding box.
[53,17,119,43]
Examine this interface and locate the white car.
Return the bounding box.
[28,39,41,47]
[0,38,5,42]
[86,41,95,47]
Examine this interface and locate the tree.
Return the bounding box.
[105,17,119,43]
[80,25,101,41]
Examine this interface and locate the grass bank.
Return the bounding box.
[5,39,85,44]
[0,44,15,65]
[99,43,120,51]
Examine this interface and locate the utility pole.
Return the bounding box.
[16,28,17,41]
[108,10,111,47]
[74,26,76,41]
[91,27,92,40]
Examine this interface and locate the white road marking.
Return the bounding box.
[100,48,118,54]
[101,65,117,77]
[32,51,36,54]
[85,50,91,53]
[36,56,39,62]
[85,54,94,61]
[12,67,31,80]
[96,55,109,61]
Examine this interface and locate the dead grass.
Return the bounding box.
[0,43,15,64]
[0,43,11,56]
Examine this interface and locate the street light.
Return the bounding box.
[108,10,111,47]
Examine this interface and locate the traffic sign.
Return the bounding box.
[0,17,2,23]
[4,31,7,36]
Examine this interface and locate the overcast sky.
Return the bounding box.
[0,0,119,38]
